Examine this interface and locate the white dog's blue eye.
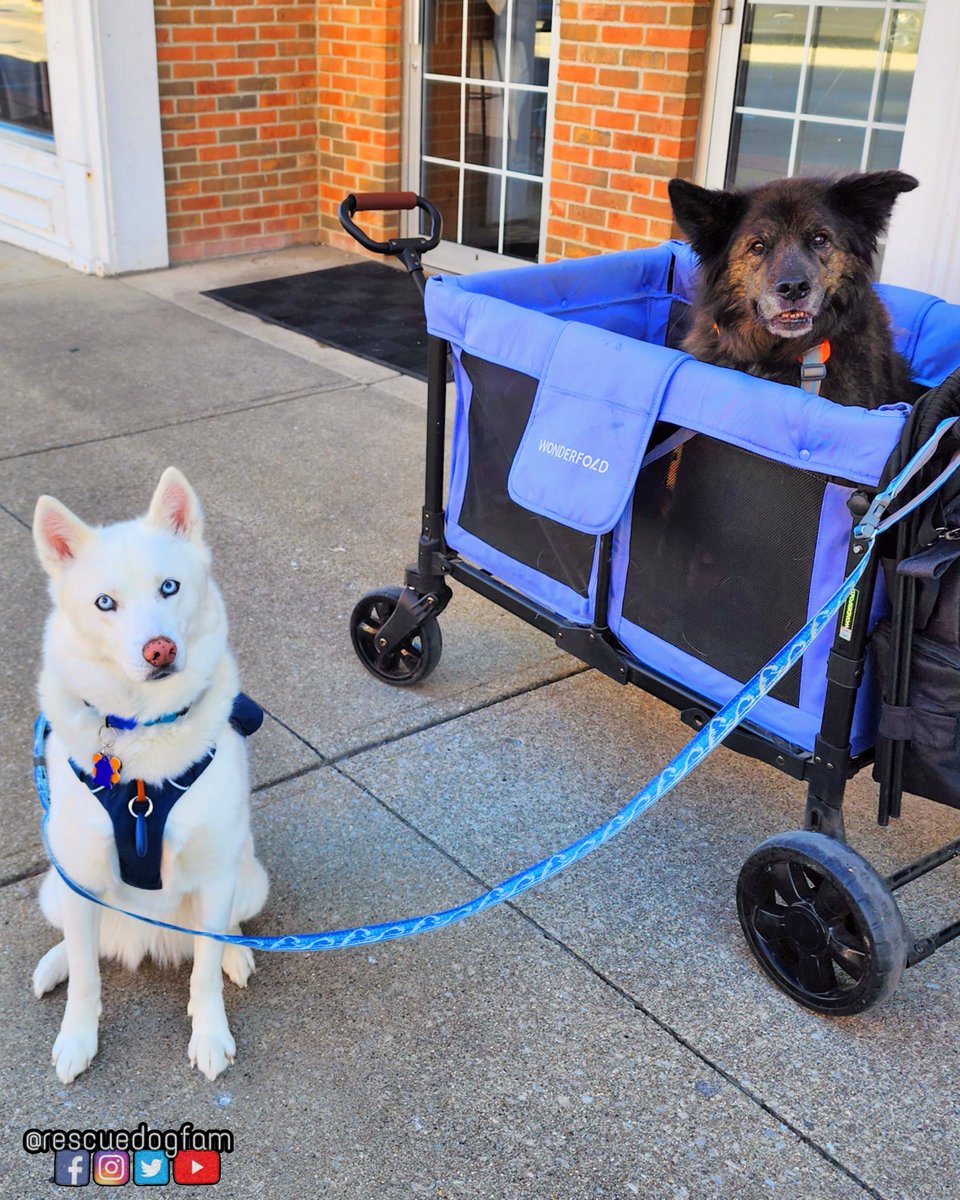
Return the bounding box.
[160,578,180,598]
[95,594,117,612]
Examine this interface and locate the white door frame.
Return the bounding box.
[402,0,559,273]
[695,0,959,300]
[0,0,168,274]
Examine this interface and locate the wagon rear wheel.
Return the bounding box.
[737,830,907,1015]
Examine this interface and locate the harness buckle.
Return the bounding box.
[799,361,828,384]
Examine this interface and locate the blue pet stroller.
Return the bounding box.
[339,192,960,1014]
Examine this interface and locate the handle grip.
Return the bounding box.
[338,193,443,257]
[352,191,418,212]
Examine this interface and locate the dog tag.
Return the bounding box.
[92,753,122,788]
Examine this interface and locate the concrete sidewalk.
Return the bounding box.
[2,239,958,1200]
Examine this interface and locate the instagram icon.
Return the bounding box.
[93,1150,130,1186]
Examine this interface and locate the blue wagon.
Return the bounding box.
[340,191,960,1014]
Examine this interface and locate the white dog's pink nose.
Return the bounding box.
[143,636,177,668]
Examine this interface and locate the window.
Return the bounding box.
[0,0,53,140]
[725,3,924,187]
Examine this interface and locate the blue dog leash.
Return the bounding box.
[32,421,960,952]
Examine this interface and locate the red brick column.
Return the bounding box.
[546,1,712,260]
[154,0,319,263]
[316,0,405,252]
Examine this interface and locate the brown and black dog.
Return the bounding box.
[667,171,919,407]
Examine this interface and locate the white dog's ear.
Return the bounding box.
[33,495,92,576]
[146,467,205,545]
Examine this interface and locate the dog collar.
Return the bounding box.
[799,340,831,395]
[67,693,263,890]
[83,701,192,731]
[82,703,193,787]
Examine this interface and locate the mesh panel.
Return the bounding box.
[622,431,830,706]
[457,352,597,598]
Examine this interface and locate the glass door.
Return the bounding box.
[703,1,925,188]
[412,0,555,270]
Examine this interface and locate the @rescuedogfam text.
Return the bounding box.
[23,1121,233,1158]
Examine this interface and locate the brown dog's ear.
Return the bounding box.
[668,178,747,263]
[826,170,918,253]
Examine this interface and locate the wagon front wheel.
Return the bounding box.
[350,586,442,686]
[737,830,907,1015]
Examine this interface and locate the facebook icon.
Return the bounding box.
[54,1150,90,1186]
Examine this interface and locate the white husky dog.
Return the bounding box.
[32,467,268,1084]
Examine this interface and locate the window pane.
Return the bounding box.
[0,0,53,138]
[464,82,502,168]
[461,169,500,252]
[867,127,904,172]
[423,79,462,162]
[736,4,807,113]
[504,177,541,260]
[421,160,460,242]
[726,113,792,188]
[423,0,464,77]
[507,88,546,174]
[794,119,866,176]
[803,6,884,121]
[876,7,924,123]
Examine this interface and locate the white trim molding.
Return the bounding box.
[0,0,168,274]
[881,0,960,302]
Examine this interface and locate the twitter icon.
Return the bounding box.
[133,1151,170,1185]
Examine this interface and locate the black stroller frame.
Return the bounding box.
[339,192,960,1014]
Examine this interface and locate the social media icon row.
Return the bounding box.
[53,1148,220,1185]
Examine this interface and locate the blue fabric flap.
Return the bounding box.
[507,323,686,534]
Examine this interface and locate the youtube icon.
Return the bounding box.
[173,1149,221,1185]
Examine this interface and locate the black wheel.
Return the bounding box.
[350,586,442,686]
[737,830,907,1015]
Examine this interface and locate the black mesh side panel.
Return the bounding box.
[622,432,829,706]
[457,352,597,598]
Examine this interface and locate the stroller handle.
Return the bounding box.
[338,192,443,260]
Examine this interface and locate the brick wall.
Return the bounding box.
[316,0,405,252]
[154,0,319,263]
[150,3,711,266]
[546,1,712,259]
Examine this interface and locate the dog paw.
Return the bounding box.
[188,1026,236,1081]
[52,1027,98,1084]
[221,944,255,988]
[33,943,69,998]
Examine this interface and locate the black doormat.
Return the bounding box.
[204,260,439,382]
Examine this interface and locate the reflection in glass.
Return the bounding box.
[464,82,502,168]
[795,119,866,175]
[867,127,904,172]
[504,177,541,260]
[726,113,792,187]
[422,160,460,242]
[876,7,923,124]
[424,79,462,162]
[507,89,546,175]
[803,6,884,121]
[424,0,465,77]
[0,0,53,138]
[736,5,806,113]
[462,168,501,252]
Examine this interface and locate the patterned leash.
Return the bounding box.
[32,421,960,952]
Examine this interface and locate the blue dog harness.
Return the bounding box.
[62,694,263,891]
